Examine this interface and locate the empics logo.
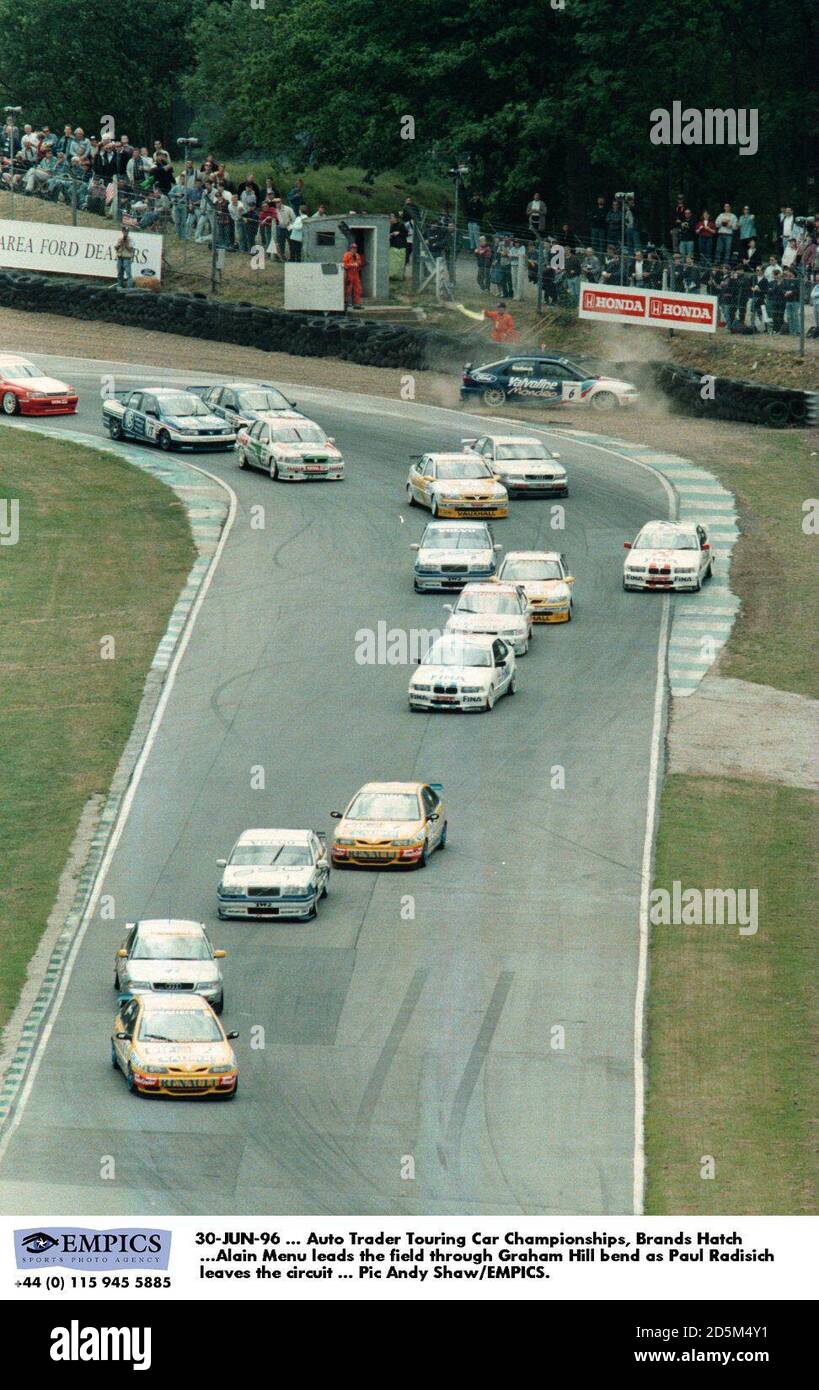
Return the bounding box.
[50,1321,152,1372]
[15,1226,171,1270]
[649,102,758,156]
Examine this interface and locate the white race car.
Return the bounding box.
[406,452,508,518]
[462,434,568,496]
[411,520,501,592]
[216,828,330,919]
[623,521,714,591]
[444,581,533,655]
[236,413,344,480]
[102,387,236,450]
[409,633,516,712]
[496,550,575,623]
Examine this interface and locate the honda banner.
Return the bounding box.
[579,285,718,333]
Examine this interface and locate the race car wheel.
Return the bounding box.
[590,391,617,412]
[438,821,447,849]
[566,605,573,622]
[519,638,529,656]
[508,671,517,695]
[406,485,416,506]
[430,496,439,517]
[111,1042,119,1069]
[706,560,714,579]
[482,387,506,407]
[213,995,224,1016]
[484,688,496,712]
[418,839,429,869]
[157,429,173,451]
[109,417,123,440]
[2,391,19,415]
[237,449,247,468]
[223,1081,238,1100]
[692,575,702,593]
[125,1062,137,1093]
[321,879,328,899]
[269,460,278,480]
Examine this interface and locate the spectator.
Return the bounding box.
[717,268,740,330]
[749,271,770,331]
[465,191,484,250]
[782,237,798,268]
[738,206,756,258]
[624,198,641,251]
[581,246,601,281]
[715,202,738,263]
[511,239,528,299]
[779,207,795,250]
[696,211,717,262]
[258,196,277,251]
[668,252,684,291]
[275,197,294,258]
[764,254,782,282]
[474,235,492,291]
[742,238,761,270]
[287,177,305,213]
[782,269,801,334]
[670,194,686,252]
[564,246,582,301]
[526,191,547,236]
[590,197,608,256]
[114,227,135,287]
[606,199,623,251]
[629,249,647,286]
[288,206,307,259]
[342,240,364,307]
[682,257,700,294]
[677,208,695,259]
[811,279,819,334]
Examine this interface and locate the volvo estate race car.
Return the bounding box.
[444,581,533,655]
[411,520,501,592]
[114,919,226,1013]
[460,354,639,411]
[463,434,568,495]
[409,633,516,712]
[0,354,78,415]
[111,992,238,1099]
[406,453,508,518]
[103,388,236,449]
[330,781,446,868]
[496,551,575,622]
[623,521,714,591]
[195,381,299,430]
[216,828,330,919]
[236,415,344,480]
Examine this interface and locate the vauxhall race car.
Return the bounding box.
[409,633,516,712]
[496,551,575,622]
[216,828,330,920]
[460,354,639,411]
[236,414,344,480]
[462,434,568,495]
[444,581,533,655]
[330,781,446,868]
[0,354,78,415]
[111,992,238,1099]
[114,919,226,1014]
[623,521,714,592]
[411,520,501,592]
[406,452,508,518]
[194,381,300,430]
[102,387,236,450]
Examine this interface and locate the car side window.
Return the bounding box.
[421,787,438,816]
[120,999,138,1034]
[127,392,142,410]
[142,394,158,415]
[508,360,534,374]
[222,390,237,410]
[492,640,506,663]
[250,421,263,440]
[205,387,220,406]
[426,462,436,478]
[697,526,707,548]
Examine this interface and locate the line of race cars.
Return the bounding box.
[2,352,715,1100]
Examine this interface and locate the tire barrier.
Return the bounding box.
[0,272,811,427]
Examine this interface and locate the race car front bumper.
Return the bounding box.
[499,479,568,496]
[413,567,495,591]
[531,605,571,622]
[168,430,236,449]
[19,397,78,415]
[624,573,700,591]
[131,1070,237,1098]
[331,844,424,868]
[436,504,508,519]
[278,463,344,481]
[409,689,486,711]
[217,891,318,919]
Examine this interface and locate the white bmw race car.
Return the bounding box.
[623,521,714,591]
[409,632,516,712]
[236,413,345,480]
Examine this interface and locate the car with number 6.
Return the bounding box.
[460,354,639,411]
[103,387,235,450]
[331,781,446,868]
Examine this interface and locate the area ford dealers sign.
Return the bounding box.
[0,219,162,281]
[579,285,718,332]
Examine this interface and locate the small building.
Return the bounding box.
[302,214,390,301]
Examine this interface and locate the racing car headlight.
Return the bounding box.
[416,564,438,573]
[125,980,152,991]
[286,885,315,899]
[137,1063,166,1074]
[209,1064,234,1074]
[461,685,482,693]
[411,683,431,691]
[194,981,218,992]
[217,884,242,898]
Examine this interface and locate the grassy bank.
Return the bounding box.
[0,431,195,1032]
[645,775,817,1214]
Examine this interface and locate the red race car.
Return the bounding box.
[0,354,78,416]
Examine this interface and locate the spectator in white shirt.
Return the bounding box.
[715,203,738,263]
[782,238,798,268]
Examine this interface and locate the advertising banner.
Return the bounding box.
[0,219,162,281]
[579,284,718,332]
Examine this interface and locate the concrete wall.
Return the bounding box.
[302,215,390,300]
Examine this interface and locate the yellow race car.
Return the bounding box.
[111,992,239,1098]
[330,780,447,867]
[496,550,575,623]
[406,453,508,518]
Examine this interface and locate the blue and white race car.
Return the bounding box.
[102,387,236,450]
[460,354,639,411]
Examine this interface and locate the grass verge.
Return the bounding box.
[0,431,195,1033]
[645,775,817,1214]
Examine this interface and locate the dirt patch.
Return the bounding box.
[669,676,819,790]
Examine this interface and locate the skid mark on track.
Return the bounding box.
[355,968,429,1137]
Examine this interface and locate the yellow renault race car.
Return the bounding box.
[111,992,239,1099]
[330,781,447,868]
[496,550,575,623]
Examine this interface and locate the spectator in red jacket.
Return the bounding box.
[696,211,717,263]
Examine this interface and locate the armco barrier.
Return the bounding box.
[0,271,812,426]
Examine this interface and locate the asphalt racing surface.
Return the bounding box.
[0,356,670,1215]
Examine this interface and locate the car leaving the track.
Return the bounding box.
[496,550,575,622]
[236,414,344,480]
[409,633,516,712]
[444,581,533,655]
[406,452,508,518]
[411,520,501,592]
[216,828,330,920]
[623,520,714,591]
[331,781,446,868]
[114,919,226,1013]
[0,354,78,416]
[111,993,238,1099]
[103,388,236,450]
[195,381,299,431]
[460,354,639,411]
[463,434,568,496]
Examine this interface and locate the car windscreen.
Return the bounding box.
[3,362,37,378]
[425,637,492,667]
[138,1011,223,1043]
[635,525,697,550]
[230,844,312,867]
[501,560,563,580]
[495,443,550,461]
[132,936,210,961]
[456,592,520,615]
[346,792,420,821]
[436,461,493,480]
[238,388,290,411]
[271,424,327,444]
[160,394,209,416]
[422,527,489,549]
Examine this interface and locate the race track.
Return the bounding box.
[0,355,671,1215]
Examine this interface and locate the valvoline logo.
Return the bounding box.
[15,1227,171,1270]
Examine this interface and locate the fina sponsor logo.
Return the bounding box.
[649,102,758,156]
[50,1321,152,1372]
[15,1226,171,1270]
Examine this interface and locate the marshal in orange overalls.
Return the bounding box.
[343,245,364,307]
[484,307,519,342]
